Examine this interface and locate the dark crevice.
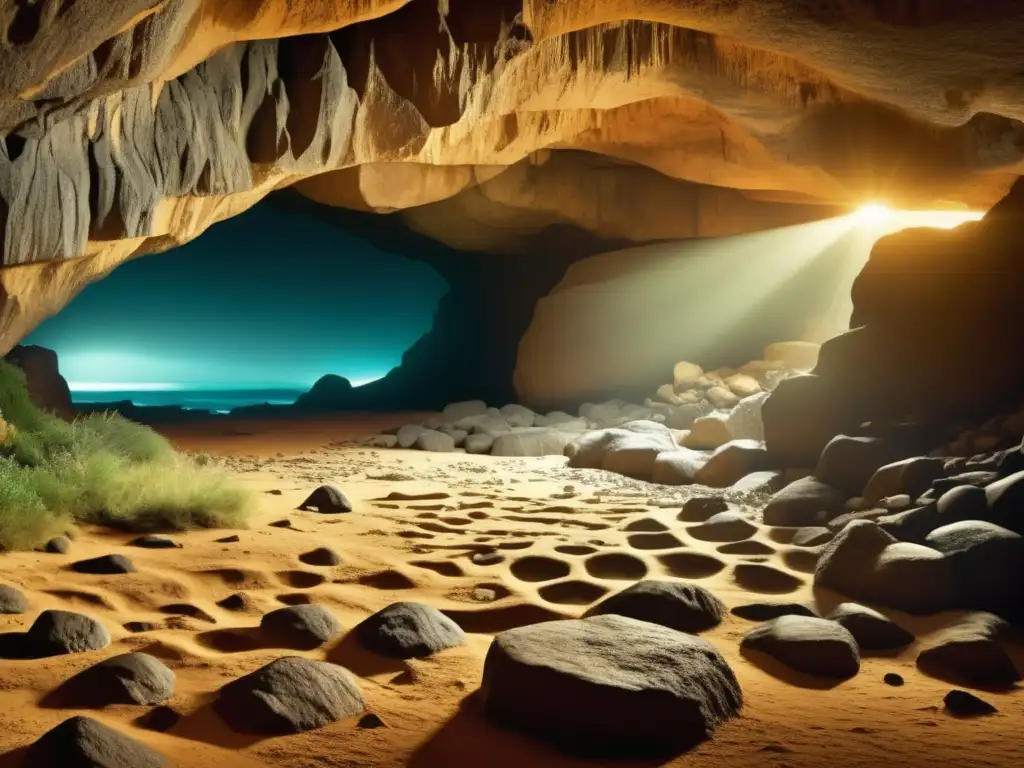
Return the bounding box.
[7,0,43,45]
[3,134,26,162]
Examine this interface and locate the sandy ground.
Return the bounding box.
[0,414,1021,767]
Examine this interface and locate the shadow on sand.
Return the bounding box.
[739,647,852,690]
[0,747,26,767]
[408,693,676,768]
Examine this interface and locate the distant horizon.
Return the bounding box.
[67,377,382,394]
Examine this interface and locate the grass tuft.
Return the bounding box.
[0,361,252,550]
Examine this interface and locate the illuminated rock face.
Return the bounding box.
[1,0,1023,350]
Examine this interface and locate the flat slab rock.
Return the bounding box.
[27,716,168,768]
[215,656,365,734]
[481,614,742,756]
[355,602,465,659]
[583,580,725,634]
[741,615,860,679]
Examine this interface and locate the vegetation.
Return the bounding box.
[0,362,251,550]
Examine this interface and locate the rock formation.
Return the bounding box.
[2,0,1023,353]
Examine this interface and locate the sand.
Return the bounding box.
[0,413,1021,767]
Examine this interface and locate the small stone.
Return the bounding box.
[0,584,28,614]
[45,536,71,554]
[358,712,386,729]
[71,554,136,575]
[471,551,505,566]
[678,496,729,523]
[356,602,465,659]
[124,622,157,633]
[298,484,352,513]
[128,535,181,549]
[216,534,241,543]
[216,593,250,611]
[299,547,342,567]
[687,511,758,543]
[943,689,997,717]
[884,673,904,687]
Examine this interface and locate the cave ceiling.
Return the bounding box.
[0,0,1022,348]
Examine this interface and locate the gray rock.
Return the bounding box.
[730,470,784,494]
[499,404,536,428]
[415,429,456,452]
[925,521,1024,620]
[367,434,398,449]
[355,601,465,659]
[128,535,180,549]
[814,521,956,615]
[298,485,351,513]
[862,457,945,507]
[71,554,136,574]
[396,424,426,448]
[535,410,584,428]
[762,477,847,527]
[726,392,768,441]
[68,652,175,705]
[684,414,733,449]
[935,485,988,522]
[0,584,28,614]
[583,580,725,634]
[916,613,1020,688]
[261,605,342,649]
[706,386,738,409]
[299,547,342,566]
[741,616,859,678]
[875,503,945,543]
[481,614,742,755]
[815,435,892,496]
[828,603,914,651]
[45,536,71,554]
[687,511,758,542]
[439,426,468,446]
[216,657,365,734]
[566,421,677,480]
[984,470,1024,534]
[463,433,495,455]
[667,401,714,430]
[442,400,489,421]
[651,449,706,485]
[679,496,729,523]
[827,508,892,532]
[792,527,833,547]
[27,716,168,768]
[492,428,574,457]
[731,603,817,621]
[468,416,512,435]
[28,610,111,655]
[693,440,771,489]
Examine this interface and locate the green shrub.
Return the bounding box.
[0,361,252,550]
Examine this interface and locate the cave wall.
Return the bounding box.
[2,1,1024,353]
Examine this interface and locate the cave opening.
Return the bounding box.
[23,196,449,418]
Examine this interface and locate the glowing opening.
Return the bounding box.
[854,203,895,226]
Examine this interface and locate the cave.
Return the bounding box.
[0,2,1023,767]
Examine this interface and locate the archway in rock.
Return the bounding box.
[24,197,449,416]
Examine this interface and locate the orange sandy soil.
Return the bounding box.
[0,413,1021,768]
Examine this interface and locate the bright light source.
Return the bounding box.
[854,204,895,226]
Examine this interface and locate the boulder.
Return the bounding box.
[0,584,27,614]
[828,604,914,651]
[706,386,739,410]
[861,457,945,507]
[693,439,771,489]
[815,436,893,496]
[537,410,585,428]
[730,470,784,494]
[792,527,833,547]
[935,484,988,522]
[396,424,426,448]
[666,401,714,430]
[298,485,352,513]
[875,503,945,543]
[583,580,725,634]
[293,374,353,410]
[762,477,847,527]
[984,470,1024,534]
[762,374,852,467]
[499,404,536,428]
[814,521,956,615]
[673,361,704,392]
[64,652,175,706]
[943,690,998,717]
[261,605,342,649]
[481,614,742,755]
[442,400,489,421]
[566,422,677,480]
[726,392,768,441]
[686,511,758,543]
[924,521,1024,620]
[464,433,495,454]
[651,449,706,485]
[215,657,365,734]
[467,416,513,435]
[740,616,859,679]
[367,434,398,449]
[355,602,465,659]
[678,496,730,523]
[916,613,1020,688]
[27,716,168,768]
[5,345,74,420]
[438,426,468,446]
[415,429,456,452]
[725,373,762,399]
[684,414,733,450]
[492,428,574,457]
[27,610,111,655]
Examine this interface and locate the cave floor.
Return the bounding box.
[0,415,1021,767]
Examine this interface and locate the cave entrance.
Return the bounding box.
[24,195,449,419]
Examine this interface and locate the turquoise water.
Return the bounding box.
[71,388,306,414]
